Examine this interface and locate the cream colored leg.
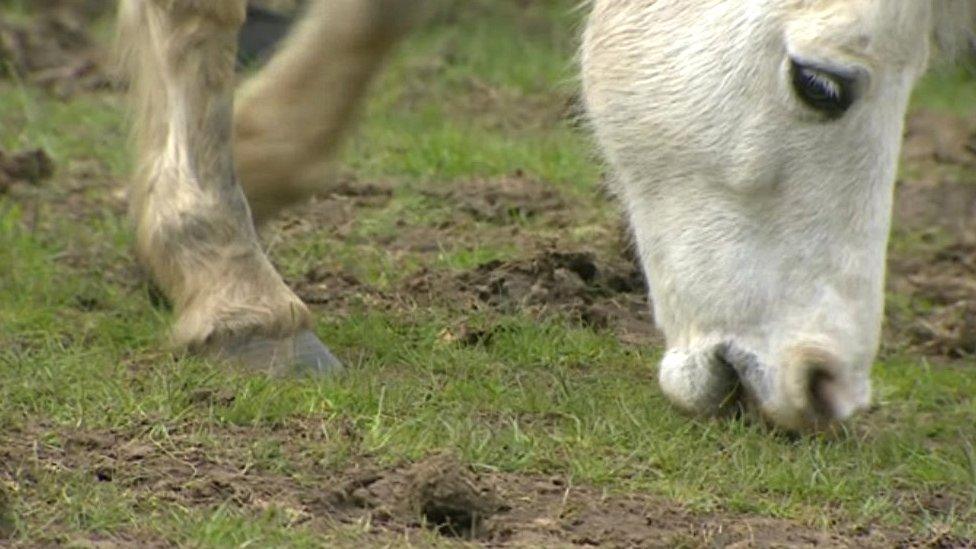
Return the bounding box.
[118,0,341,374]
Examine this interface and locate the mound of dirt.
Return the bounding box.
[0,148,54,194]
[313,455,503,540]
[405,455,503,537]
[406,247,658,345]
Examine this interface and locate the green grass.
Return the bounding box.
[911,65,976,114]
[1,2,975,546]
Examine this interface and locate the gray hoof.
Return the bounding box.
[219,330,344,377]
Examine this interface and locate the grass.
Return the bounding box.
[1,1,975,546]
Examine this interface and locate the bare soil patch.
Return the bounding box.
[421,174,572,226]
[886,110,976,358]
[406,246,656,346]
[902,110,976,172]
[0,147,53,194]
[279,175,658,345]
[3,424,956,547]
[0,2,113,96]
[887,235,976,358]
[295,244,657,347]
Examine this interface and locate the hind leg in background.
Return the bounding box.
[235,0,425,224]
[118,0,341,375]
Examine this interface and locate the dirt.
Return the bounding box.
[278,173,658,346]
[321,454,505,538]
[423,174,572,225]
[887,236,976,358]
[406,246,656,346]
[902,110,976,171]
[885,110,976,358]
[0,147,54,193]
[0,2,113,97]
[406,455,503,537]
[3,423,962,547]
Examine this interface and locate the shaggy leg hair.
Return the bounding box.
[235,0,423,223]
[117,0,340,374]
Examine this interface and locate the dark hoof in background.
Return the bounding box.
[238,5,294,68]
[218,330,344,377]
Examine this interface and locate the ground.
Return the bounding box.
[0,1,975,547]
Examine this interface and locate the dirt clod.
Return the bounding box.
[0,148,54,193]
[439,248,655,344]
[406,455,501,538]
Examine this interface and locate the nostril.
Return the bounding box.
[808,367,840,420]
[791,346,860,426]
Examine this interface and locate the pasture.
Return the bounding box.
[1,1,975,546]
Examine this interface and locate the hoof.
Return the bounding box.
[218,330,344,377]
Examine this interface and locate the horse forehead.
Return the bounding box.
[782,0,930,63]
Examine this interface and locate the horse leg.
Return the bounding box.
[117,0,341,375]
[235,0,424,224]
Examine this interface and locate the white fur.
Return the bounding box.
[581,0,961,429]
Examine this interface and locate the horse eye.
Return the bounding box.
[790,60,856,118]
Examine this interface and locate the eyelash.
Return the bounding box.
[790,60,856,118]
[802,70,842,100]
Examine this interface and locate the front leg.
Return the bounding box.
[117,0,341,375]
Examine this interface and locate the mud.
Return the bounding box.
[322,455,504,538]
[886,110,976,358]
[407,247,656,345]
[278,174,658,346]
[422,174,570,225]
[296,246,657,347]
[887,235,976,357]
[0,148,54,193]
[406,455,502,537]
[0,2,112,96]
[902,110,976,171]
[2,424,962,547]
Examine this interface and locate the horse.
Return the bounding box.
[115,0,975,431]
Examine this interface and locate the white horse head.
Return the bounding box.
[582,0,974,430]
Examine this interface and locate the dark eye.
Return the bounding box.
[790,60,856,119]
